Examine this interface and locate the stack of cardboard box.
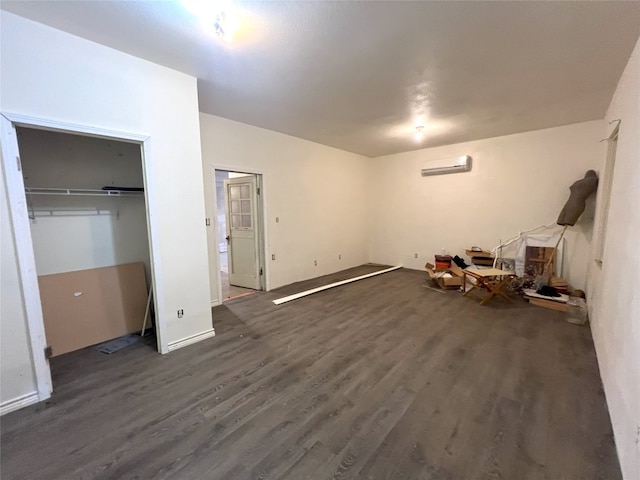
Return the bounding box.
[549,276,569,294]
[425,263,464,289]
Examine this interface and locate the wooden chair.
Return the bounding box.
[462,268,515,305]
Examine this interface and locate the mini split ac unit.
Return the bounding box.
[420,155,472,177]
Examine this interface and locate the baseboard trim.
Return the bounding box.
[0,391,40,416]
[167,328,216,352]
[211,299,222,307]
[273,265,402,305]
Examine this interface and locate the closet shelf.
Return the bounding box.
[25,187,144,197]
[29,207,114,218]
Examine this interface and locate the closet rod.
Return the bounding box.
[25,187,143,197]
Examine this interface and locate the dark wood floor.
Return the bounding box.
[1,266,620,479]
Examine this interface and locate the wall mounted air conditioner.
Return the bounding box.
[420,155,472,177]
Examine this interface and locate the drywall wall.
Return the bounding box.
[1,165,38,413]
[588,36,640,480]
[0,10,212,402]
[368,121,605,290]
[199,113,370,303]
[18,128,151,279]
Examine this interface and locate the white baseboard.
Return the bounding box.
[211,299,222,307]
[0,391,40,416]
[167,328,216,352]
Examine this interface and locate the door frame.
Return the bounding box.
[1,112,165,401]
[224,175,261,290]
[211,165,268,303]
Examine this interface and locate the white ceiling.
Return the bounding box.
[2,1,640,157]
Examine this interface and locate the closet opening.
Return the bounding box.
[17,126,157,378]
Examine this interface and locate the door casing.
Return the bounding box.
[1,112,165,406]
[211,166,267,304]
[224,175,260,289]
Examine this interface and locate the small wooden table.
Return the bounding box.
[462,268,516,305]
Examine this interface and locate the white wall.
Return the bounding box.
[368,121,605,290]
[18,128,151,279]
[199,113,370,303]
[588,36,640,480]
[0,12,212,410]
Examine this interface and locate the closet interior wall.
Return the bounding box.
[17,127,152,356]
[18,127,151,280]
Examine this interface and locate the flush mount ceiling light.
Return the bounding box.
[213,11,228,38]
[414,126,425,141]
[213,10,240,40]
[180,0,240,41]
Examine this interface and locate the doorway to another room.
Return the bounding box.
[215,170,265,302]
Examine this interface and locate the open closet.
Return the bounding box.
[17,127,154,358]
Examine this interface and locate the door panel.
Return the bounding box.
[224,176,260,289]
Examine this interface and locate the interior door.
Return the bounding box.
[224,175,260,289]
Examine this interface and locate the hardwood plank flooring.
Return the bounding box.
[0,266,620,479]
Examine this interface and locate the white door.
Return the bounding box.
[224,175,261,289]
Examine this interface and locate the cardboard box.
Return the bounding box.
[527,297,568,312]
[471,257,494,266]
[523,288,568,312]
[425,263,464,289]
[465,249,493,258]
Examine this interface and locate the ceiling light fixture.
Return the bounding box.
[180,0,240,41]
[414,126,425,141]
[213,11,228,38]
[213,10,240,40]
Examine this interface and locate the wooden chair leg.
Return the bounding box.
[495,278,513,303]
[480,292,495,305]
[479,277,512,305]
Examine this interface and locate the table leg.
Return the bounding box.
[479,277,513,305]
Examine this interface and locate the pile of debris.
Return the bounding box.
[423,247,587,324]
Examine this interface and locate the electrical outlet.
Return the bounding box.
[414,253,418,259]
[177,309,184,318]
[275,217,279,223]
[272,254,276,261]
[314,260,318,266]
